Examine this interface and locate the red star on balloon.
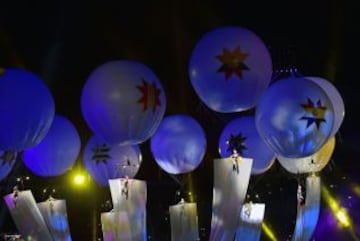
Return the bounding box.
[137,79,162,112]
[216,46,250,80]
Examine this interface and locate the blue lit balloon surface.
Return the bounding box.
[0,150,17,181]
[81,60,166,146]
[22,115,81,177]
[255,76,335,158]
[150,114,207,174]
[188,26,272,113]
[306,76,345,137]
[218,116,275,175]
[83,135,142,187]
[0,68,55,151]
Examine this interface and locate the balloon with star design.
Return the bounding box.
[305,76,345,137]
[150,114,207,174]
[81,60,166,146]
[22,114,81,177]
[0,68,55,151]
[0,150,17,181]
[83,135,142,187]
[218,116,275,175]
[188,26,272,113]
[255,76,335,158]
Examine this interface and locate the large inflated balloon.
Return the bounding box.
[83,135,142,187]
[277,136,335,174]
[188,26,272,113]
[306,76,345,137]
[0,68,55,151]
[150,114,206,174]
[255,76,334,158]
[0,150,17,181]
[81,60,166,146]
[218,116,275,175]
[22,115,81,177]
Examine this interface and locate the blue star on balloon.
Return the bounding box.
[91,143,111,164]
[226,133,247,155]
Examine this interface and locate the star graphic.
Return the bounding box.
[91,143,111,164]
[226,132,247,155]
[300,98,327,128]
[137,79,162,112]
[216,46,250,80]
[0,150,16,166]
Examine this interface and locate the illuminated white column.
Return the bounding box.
[109,178,147,241]
[37,196,72,241]
[169,199,199,241]
[235,203,265,241]
[101,211,132,241]
[210,157,253,241]
[3,189,53,240]
[292,175,321,241]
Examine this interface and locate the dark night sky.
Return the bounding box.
[1,0,360,240]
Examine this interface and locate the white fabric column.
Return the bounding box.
[109,178,147,241]
[210,157,253,241]
[169,199,199,241]
[37,197,72,241]
[3,189,53,241]
[235,203,265,241]
[101,211,132,241]
[291,175,321,241]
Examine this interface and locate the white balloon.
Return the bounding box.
[277,136,335,174]
[81,60,166,146]
[306,76,345,137]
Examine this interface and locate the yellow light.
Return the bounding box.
[261,222,278,241]
[74,174,86,185]
[322,185,353,229]
[186,174,195,202]
[335,208,351,228]
[352,184,360,197]
[322,185,340,211]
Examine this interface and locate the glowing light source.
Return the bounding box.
[321,185,353,229]
[335,208,351,228]
[70,169,89,189]
[261,222,277,241]
[74,174,86,186]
